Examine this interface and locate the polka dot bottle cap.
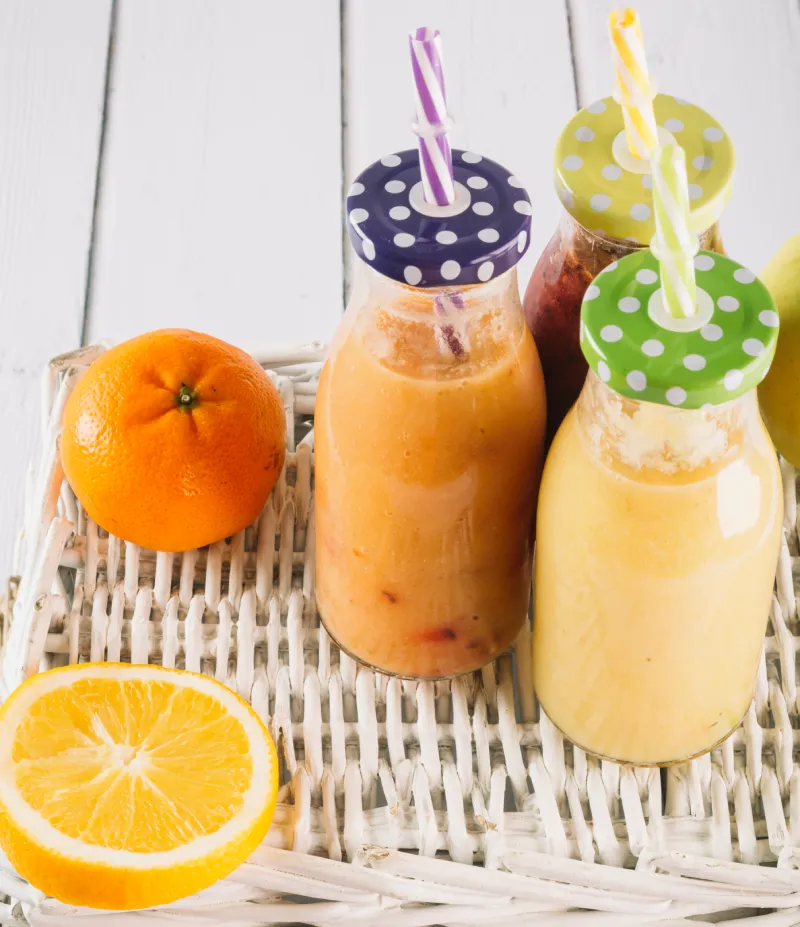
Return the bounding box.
[346,148,531,287]
[580,250,778,409]
[556,94,734,244]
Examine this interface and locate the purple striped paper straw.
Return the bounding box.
[409,27,456,206]
[434,292,467,356]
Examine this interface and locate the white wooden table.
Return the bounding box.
[2,0,799,578]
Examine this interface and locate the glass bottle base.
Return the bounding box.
[318,612,518,681]
[538,696,749,768]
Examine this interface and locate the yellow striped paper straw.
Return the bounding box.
[608,8,659,159]
[651,143,698,319]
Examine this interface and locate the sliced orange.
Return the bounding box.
[0,663,278,910]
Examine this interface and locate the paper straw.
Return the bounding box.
[409,27,456,206]
[650,143,698,319]
[434,293,468,357]
[608,8,659,159]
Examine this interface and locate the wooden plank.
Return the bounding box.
[87,0,343,350]
[343,0,576,294]
[0,0,112,578]
[568,0,800,273]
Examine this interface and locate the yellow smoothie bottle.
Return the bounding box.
[315,28,546,679]
[533,144,782,766]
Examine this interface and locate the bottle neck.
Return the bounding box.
[353,263,520,315]
[347,264,525,378]
[561,210,722,255]
[576,371,754,477]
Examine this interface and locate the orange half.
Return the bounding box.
[0,663,278,909]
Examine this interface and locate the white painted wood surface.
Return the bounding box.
[2,0,800,575]
[87,0,343,351]
[0,0,111,580]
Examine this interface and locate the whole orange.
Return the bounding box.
[61,329,286,552]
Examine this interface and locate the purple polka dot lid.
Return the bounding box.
[346,148,532,288]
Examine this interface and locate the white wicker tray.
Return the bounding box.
[3,344,800,926]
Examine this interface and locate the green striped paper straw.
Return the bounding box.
[650,143,698,319]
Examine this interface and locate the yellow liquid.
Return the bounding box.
[315,304,546,678]
[533,401,782,765]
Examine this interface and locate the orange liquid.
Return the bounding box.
[315,303,546,677]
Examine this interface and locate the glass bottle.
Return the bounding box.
[533,248,781,765]
[524,93,734,442]
[315,148,546,678]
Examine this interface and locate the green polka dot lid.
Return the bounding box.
[555,94,734,244]
[580,250,778,409]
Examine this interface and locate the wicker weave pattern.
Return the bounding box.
[3,345,800,925]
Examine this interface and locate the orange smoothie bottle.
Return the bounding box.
[315,139,546,677]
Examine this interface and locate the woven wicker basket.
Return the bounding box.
[3,344,800,926]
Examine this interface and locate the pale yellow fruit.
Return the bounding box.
[759,233,800,466]
[0,663,278,910]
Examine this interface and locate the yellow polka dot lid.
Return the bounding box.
[580,250,778,409]
[555,94,734,245]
